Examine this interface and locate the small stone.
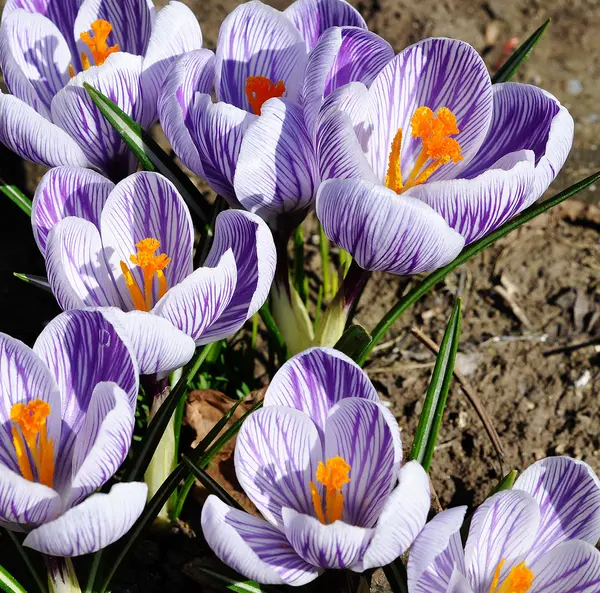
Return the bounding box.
[567,79,583,96]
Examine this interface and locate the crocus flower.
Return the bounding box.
[408,456,600,593]
[0,306,194,556]
[202,347,430,586]
[31,168,276,345]
[159,0,366,224]
[0,0,202,180]
[313,36,573,274]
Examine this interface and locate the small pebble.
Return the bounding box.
[567,79,583,96]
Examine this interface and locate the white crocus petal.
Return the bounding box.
[447,568,475,593]
[23,482,147,556]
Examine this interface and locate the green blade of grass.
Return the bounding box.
[0,182,32,216]
[0,566,27,593]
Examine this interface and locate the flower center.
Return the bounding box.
[119,238,171,312]
[310,456,351,524]
[69,19,120,77]
[385,106,463,194]
[245,76,286,114]
[10,400,54,488]
[489,560,534,593]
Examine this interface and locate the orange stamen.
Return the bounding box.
[311,456,350,524]
[489,559,534,593]
[385,128,403,193]
[245,76,286,115]
[70,19,120,76]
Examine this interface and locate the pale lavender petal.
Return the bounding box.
[0,94,90,168]
[215,1,307,109]
[356,461,431,571]
[188,93,256,203]
[23,481,147,556]
[32,166,114,256]
[408,506,467,593]
[530,541,600,593]
[100,171,194,311]
[45,217,121,310]
[151,250,237,344]
[234,98,319,223]
[264,347,379,436]
[282,507,373,570]
[158,49,215,176]
[316,178,465,275]
[142,1,203,124]
[284,0,366,52]
[514,456,600,564]
[202,496,320,586]
[66,382,134,507]
[324,398,395,527]
[447,568,474,593]
[234,407,321,528]
[367,38,493,183]
[200,210,276,343]
[408,150,536,244]
[465,490,539,593]
[303,26,393,137]
[0,10,70,111]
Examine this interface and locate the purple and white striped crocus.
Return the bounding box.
[0,306,195,556]
[31,168,276,345]
[0,0,202,180]
[408,456,600,593]
[202,347,431,586]
[312,35,573,275]
[159,0,366,224]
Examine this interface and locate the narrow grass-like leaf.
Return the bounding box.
[0,182,32,216]
[488,469,518,496]
[259,304,287,360]
[0,566,27,593]
[13,273,51,293]
[293,225,308,304]
[83,83,209,223]
[356,170,600,365]
[492,19,551,83]
[383,559,409,593]
[4,531,47,593]
[190,563,286,593]
[334,325,372,361]
[410,299,461,472]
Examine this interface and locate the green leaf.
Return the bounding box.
[492,19,551,83]
[488,469,518,496]
[383,559,409,593]
[83,82,210,223]
[189,562,286,593]
[4,530,47,593]
[13,273,51,293]
[0,182,32,216]
[0,566,27,593]
[258,304,288,361]
[356,169,600,366]
[334,324,372,361]
[410,299,461,472]
[293,225,308,304]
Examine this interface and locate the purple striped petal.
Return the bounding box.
[367,38,493,183]
[408,506,468,593]
[200,210,276,344]
[51,53,147,179]
[23,481,147,556]
[464,490,540,593]
[303,26,393,137]
[158,49,215,177]
[0,94,90,168]
[264,347,379,436]
[0,334,61,476]
[284,0,366,52]
[142,1,203,124]
[0,10,70,111]
[202,496,320,586]
[100,172,194,312]
[73,0,155,57]
[460,83,574,205]
[45,217,121,310]
[530,541,600,593]
[215,1,307,110]
[356,461,431,571]
[514,457,600,565]
[234,406,321,528]
[32,166,114,256]
[447,568,474,593]
[66,382,134,507]
[151,250,237,344]
[324,398,395,527]
[407,150,536,245]
[316,178,465,275]
[282,507,373,569]
[234,98,319,223]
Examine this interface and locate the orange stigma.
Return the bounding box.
[10,400,54,488]
[70,19,120,77]
[245,76,286,114]
[385,106,463,194]
[310,456,351,524]
[489,560,534,593]
[120,238,171,312]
